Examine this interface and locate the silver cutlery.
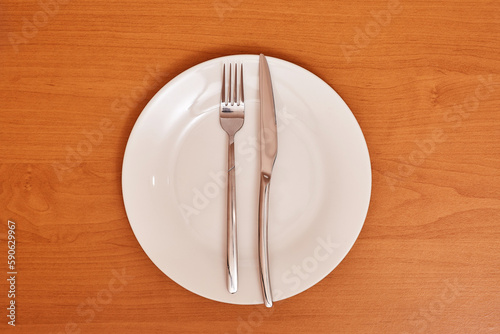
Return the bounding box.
[219,63,245,294]
[258,54,278,307]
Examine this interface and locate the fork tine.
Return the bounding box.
[234,63,238,105]
[231,63,235,105]
[240,64,244,104]
[228,63,232,105]
[221,64,226,105]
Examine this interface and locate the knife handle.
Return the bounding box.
[226,135,238,294]
[258,173,273,307]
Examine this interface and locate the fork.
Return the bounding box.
[219,63,245,294]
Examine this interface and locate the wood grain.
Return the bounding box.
[1,0,499,333]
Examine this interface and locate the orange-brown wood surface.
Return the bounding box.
[1,0,499,333]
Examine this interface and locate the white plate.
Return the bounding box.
[122,55,371,305]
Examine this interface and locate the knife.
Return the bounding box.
[258,54,278,308]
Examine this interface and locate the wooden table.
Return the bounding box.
[1,0,499,333]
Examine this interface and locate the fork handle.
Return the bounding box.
[226,135,238,294]
[258,173,273,307]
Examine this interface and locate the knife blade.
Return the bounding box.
[258,54,278,308]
